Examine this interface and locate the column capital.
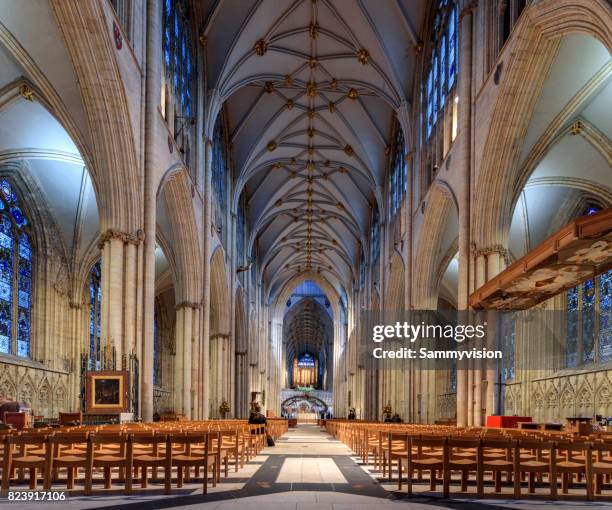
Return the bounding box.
[97,228,142,249]
[211,332,231,339]
[175,301,202,310]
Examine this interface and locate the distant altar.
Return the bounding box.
[297,411,317,423]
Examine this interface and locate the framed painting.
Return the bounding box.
[86,371,129,414]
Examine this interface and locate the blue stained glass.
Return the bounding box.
[18,291,29,309]
[0,180,15,203]
[89,260,102,370]
[599,270,612,361]
[0,334,9,353]
[0,281,10,302]
[566,286,578,367]
[502,313,516,381]
[440,36,446,103]
[583,279,596,363]
[19,234,31,261]
[448,7,457,88]
[10,207,26,227]
[432,55,439,124]
[17,308,29,357]
[0,200,4,210]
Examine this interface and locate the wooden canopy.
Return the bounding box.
[470,208,612,310]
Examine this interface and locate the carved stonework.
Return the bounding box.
[0,362,71,418]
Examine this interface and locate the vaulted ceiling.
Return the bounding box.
[202,0,426,296]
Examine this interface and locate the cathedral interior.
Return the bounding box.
[0,0,610,508]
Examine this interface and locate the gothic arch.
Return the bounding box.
[51,0,142,234]
[473,0,612,248]
[210,247,230,336]
[385,252,405,311]
[413,181,458,309]
[159,169,202,304]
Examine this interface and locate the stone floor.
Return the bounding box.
[7,424,612,510]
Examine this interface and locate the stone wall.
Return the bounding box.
[0,359,72,418]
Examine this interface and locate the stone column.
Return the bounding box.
[141,0,162,423]
[210,333,230,417]
[456,0,474,428]
[191,304,201,418]
[200,139,213,418]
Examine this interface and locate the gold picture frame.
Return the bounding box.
[86,371,129,414]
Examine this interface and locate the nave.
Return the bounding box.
[0,0,610,507]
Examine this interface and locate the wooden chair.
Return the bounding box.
[2,433,50,490]
[220,428,244,474]
[169,432,216,494]
[588,440,612,498]
[45,431,92,491]
[87,433,133,493]
[131,432,171,493]
[515,439,556,498]
[384,432,409,486]
[405,436,448,496]
[555,439,591,498]
[445,437,482,497]
[58,412,82,427]
[481,438,518,496]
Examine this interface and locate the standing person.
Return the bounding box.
[348,408,356,420]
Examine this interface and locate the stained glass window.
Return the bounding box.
[582,279,596,363]
[370,208,380,263]
[0,179,32,357]
[599,271,612,361]
[212,117,229,246]
[566,269,612,367]
[501,313,516,381]
[566,286,578,368]
[424,1,458,139]
[162,0,195,125]
[89,261,102,370]
[389,127,407,216]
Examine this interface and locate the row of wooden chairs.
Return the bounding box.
[0,418,287,495]
[327,420,612,500]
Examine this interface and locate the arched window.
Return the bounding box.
[0,179,32,358]
[389,127,407,216]
[566,269,612,367]
[88,261,102,370]
[424,0,458,140]
[162,0,196,181]
[162,0,194,119]
[212,117,229,245]
[370,207,380,264]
